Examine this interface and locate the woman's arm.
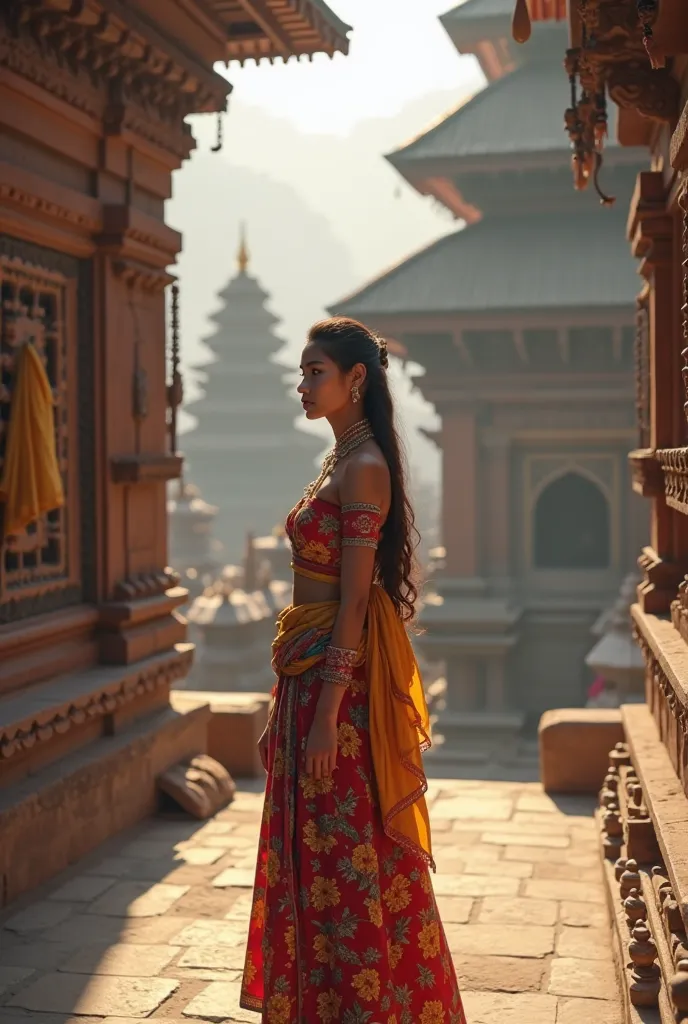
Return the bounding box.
[306,455,389,779]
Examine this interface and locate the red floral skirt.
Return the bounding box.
[240,658,466,1024]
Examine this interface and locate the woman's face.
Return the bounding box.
[297,341,356,420]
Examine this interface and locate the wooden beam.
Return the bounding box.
[234,0,294,56]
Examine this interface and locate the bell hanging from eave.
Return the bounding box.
[512,0,531,43]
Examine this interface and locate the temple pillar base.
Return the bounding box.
[0,698,210,907]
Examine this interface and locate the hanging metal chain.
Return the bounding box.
[167,281,183,454]
[128,285,148,423]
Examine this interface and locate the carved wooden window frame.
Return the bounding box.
[523,452,621,572]
[0,239,90,622]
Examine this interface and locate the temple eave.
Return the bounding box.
[217,0,351,63]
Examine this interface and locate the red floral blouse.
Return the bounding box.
[285,496,382,580]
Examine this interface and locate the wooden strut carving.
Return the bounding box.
[561,0,679,200]
[628,448,663,498]
[0,1,230,159]
[0,645,194,761]
[636,545,688,615]
[681,181,688,424]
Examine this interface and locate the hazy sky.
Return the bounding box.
[216,0,477,134]
[173,1,481,484]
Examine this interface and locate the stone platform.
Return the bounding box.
[0,779,622,1023]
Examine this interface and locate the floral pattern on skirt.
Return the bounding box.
[240,658,466,1024]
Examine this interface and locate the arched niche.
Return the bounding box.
[533,470,611,570]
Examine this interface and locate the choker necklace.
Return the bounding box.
[304,420,374,498]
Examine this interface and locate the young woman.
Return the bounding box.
[240,317,465,1024]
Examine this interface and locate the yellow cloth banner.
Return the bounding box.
[0,343,65,535]
[272,585,434,869]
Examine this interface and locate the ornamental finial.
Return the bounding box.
[512,0,531,43]
[237,222,249,273]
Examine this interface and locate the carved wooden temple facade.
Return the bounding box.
[0,0,349,906]
[516,0,688,1017]
[333,1,647,760]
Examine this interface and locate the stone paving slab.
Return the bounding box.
[6,974,179,1016]
[0,778,622,1023]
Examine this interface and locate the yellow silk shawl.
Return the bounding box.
[0,343,64,535]
[271,584,434,869]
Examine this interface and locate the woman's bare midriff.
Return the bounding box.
[291,573,340,608]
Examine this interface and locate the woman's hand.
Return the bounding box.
[257,725,270,773]
[306,709,338,780]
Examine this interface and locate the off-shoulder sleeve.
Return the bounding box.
[341,502,382,550]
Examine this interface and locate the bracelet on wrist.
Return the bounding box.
[322,644,357,688]
[321,668,351,688]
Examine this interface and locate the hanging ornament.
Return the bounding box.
[211,109,224,153]
[637,0,666,69]
[512,0,531,43]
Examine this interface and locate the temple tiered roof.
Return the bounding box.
[214,0,351,63]
[334,213,638,318]
[333,9,642,319]
[389,64,622,166]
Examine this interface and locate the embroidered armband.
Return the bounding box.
[341,503,382,550]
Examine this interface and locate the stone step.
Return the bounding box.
[0,645,193,784]
[170,690,270,778]
[0,700,210,908]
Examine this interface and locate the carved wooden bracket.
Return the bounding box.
[110,454,184,484]
[113,259,175,294]
[561,0,679,199]
[0,0,230,141]
[629,449,663,497]
[637,545,688,614]
[607,63,679,123]
[111,569,180,604]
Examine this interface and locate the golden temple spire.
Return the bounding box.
[237,223,249,274]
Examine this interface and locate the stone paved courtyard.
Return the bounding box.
[0,779,621,1023]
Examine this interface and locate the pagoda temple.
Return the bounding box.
[182,231,322,559]
[332,4,648,759]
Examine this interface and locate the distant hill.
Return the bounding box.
[169,88,469,478]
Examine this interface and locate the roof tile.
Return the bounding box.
[331,214,638,317]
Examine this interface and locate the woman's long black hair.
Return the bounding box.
[308,316,420,622]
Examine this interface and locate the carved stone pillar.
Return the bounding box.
[482,432,511,581]
[441,406,478,578]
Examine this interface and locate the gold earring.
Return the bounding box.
[351,384,360,404]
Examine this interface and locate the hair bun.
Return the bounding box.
[376,336,389,369]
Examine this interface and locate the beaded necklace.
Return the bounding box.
[303,419,374,499]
